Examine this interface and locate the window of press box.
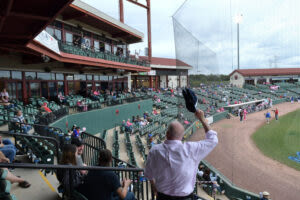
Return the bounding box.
[37,72,51,80]
[11,71,22,80]
[100,76,109,81]
[66,75,73,80]
[74,74,86,81]
[25,72,36,80]
[56,73,64,80]
[94,75,99,81]
[0,70,10,79]
[87,75,93,80]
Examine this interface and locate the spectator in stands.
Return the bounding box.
[0,152,31,188]
[73,127,81,138]
[57,144,83,197]
[144,109,218,199]
[260,191,270,200]
[79,149,135,200]
[202,168,225,194]
[0,88,13,109]
[197,165,205,178]
[12,110,31,134]
[290,96,294,103]
[126,119,133,133]
[0,136,17,163]
[71,124,77,131]
[58,92,66,104]
[41,102,52,113]
[1,88,9,103]
[71,138,87,175]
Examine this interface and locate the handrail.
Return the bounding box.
[0,163,153,200]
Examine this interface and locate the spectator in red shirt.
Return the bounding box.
[41,102,52,113]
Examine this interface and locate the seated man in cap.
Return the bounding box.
[260,191,270,200]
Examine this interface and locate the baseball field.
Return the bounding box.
[252,108,300,171]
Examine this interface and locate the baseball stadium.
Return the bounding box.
[0,0,299,200]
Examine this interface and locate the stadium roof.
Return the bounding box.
[0,0,73,48]
[138,56,192,69]
[61,0,143,43]
[229,68,300,77]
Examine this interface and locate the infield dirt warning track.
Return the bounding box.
[205,102,300,200]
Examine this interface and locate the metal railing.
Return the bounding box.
[0,163,153,200]
[0,131,60,163]
[58,41,150,67]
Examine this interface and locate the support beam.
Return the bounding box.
[126,0,148,9]
[0,0,14,32]
[9,12,51,21]
[0,34,32,39]
[146,0,152,61]
[119,0,124,23]
[112,32,128,38]
[62,12,87,21]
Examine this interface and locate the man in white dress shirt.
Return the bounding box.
[144,109,218,200]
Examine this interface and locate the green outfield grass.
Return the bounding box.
[252,109,300,171]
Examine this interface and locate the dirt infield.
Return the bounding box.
[206,102,300,200]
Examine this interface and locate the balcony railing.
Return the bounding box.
[58,41,150,67]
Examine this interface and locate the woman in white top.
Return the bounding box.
[1,88,9,103]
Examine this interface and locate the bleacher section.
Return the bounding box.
[1,83,297,200]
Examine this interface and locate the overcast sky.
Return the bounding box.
[82,0,300,74]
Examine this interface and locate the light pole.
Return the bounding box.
[235,14,243,70]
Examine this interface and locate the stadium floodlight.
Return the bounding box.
[234,14,243,24]
[235,14,243,70]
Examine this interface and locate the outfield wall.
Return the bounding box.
[51,99,153,134]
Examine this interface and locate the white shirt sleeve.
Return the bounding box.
[189,130,218,162]
[144,150,154,180]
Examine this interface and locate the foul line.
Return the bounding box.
[38,170,56,193]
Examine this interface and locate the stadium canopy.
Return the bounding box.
[0,0,73,49]
[61,0,143,44]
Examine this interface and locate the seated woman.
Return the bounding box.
[0,151,30,188]
[0,88,13,109]
[78,149,135,200]
[58,92,66,104]
[56,144,83,198]
[41,102,52,113]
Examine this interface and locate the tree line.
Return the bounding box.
[189,74,229,87]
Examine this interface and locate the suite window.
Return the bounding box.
[74,74,86,81]
[87,75,93,81]
[66,32,73,44]
[25,72,36,80]
[56,73,64,80]
[37,72,51,80]
[12,71,22,80]
[0,71,10,79]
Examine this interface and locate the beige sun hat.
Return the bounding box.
[262,191,270,196]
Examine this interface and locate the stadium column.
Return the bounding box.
[147,0,152,61]
[149,76,152,88]
[63,74,68,95]
[166,75,169,88]
[22,71,28,103]
[134,76,137,90]
[119,0,124,23]
[127,72,132,91]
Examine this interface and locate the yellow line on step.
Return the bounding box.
[38,170,56,193]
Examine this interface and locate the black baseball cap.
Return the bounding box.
[71,138,83,147]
